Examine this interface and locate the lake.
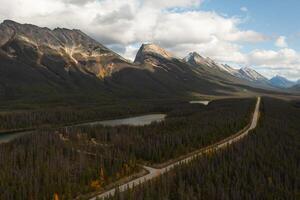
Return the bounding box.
[0,114,166,143]
[78,114,166,127]
[0,130,34,144]
[189,100,210,105]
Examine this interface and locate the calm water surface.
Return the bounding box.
[0,114,166,143]
[189,101,210,105]
[79,114,166,127]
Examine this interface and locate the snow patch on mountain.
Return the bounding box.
[184,52,240,76]
[238,67,268,82]
[184,52,269,83]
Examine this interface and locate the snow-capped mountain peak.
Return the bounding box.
[239,67,268,82]
[184,52,240,76]
[184,52,269,84]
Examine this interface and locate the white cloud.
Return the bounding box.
[123,45,141,61]
[275,36,288,48]
[143,0,202,9]
[244,48,300,80]
[240,7,248,12]
[247,48,298,66]
[2,0,298,79]
[0,0,265,45]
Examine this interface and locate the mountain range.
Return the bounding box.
[183,52,269,84]
[0,20,297,105]
[269,75,299,88]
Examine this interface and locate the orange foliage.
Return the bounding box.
[53,193,59,200]
[90,180,102,190]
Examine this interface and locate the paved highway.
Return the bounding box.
[90,97,261,200]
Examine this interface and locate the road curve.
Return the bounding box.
[90,97,261,200]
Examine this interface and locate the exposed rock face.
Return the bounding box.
[0,20,287,102]
[0,20,131,79]
[184,51,275,89]
[134,43,174,64]
[184,52,237,74]
[184,52,207,66]
[238,67,268,82]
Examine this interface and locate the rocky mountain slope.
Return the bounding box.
[0,20,289,105]
[130,44,247,96]
[0,20,139,102]
[183,52,273,88]
[238,67,269,83]
[0,20,132,77]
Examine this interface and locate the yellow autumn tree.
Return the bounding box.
[90,180,101,190]
[53,193,59,200]
[90,167,107,190]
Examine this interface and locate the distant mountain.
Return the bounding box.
[0,20,290,104]
[184,52,239,76]
[269,75,296,88]
[184,52,271,88]
[238,67,269,83]
[184,52,246,82]
[131,44,249,96]
[135,43,175,64]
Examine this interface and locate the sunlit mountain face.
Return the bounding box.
[0,20,295,104]
[0,1,299,199]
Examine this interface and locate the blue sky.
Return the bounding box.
[201,0,300,52]
[0,0,299,80]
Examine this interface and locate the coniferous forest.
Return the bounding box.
[64,98,254,164]
[106,97,300,200]
[0,11,299,200]
[0,102,171,132]
[0,98,255,200]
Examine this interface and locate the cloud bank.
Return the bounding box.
[0,0,299,80]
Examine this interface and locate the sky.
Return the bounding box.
[0,0,299,80]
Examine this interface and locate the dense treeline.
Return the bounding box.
[0,102,173,131]
[63,98,255,164]
[107,97,299,200]
[0,98,255,199]
[0,132,139,200]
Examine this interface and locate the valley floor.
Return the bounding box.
[0,98,255,200]
[90,97,260,200]
[105,97,299,200]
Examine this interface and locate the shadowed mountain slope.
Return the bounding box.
[0,20,291,106]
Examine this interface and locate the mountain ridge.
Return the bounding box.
[134,43,175,63]
[269,75,296,88]
[0,20,292,104]
[183,51,271,86]
[0,19,134,77]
